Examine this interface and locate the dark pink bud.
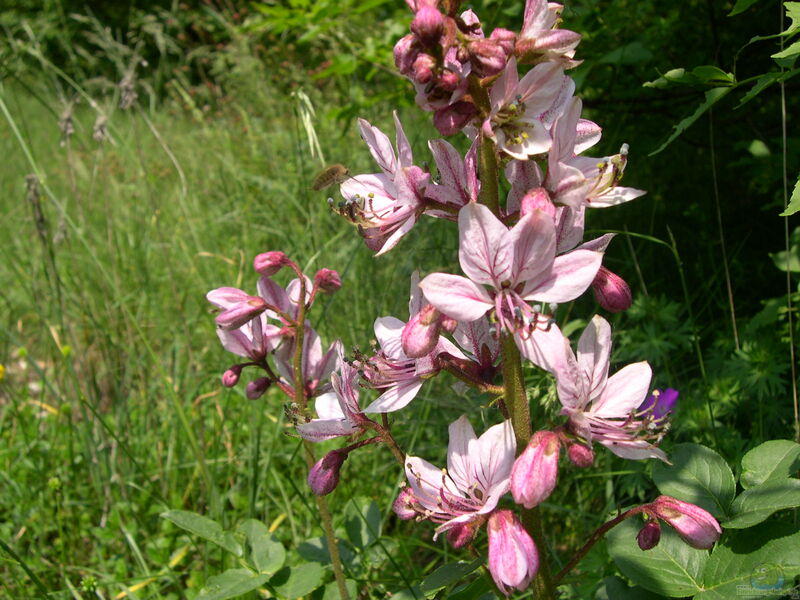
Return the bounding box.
[222,364,243,387]
[314,268,342,293]
[394,34,419,75]
[646,496,722,550]
[411,6,444,47]
[510,431,560,509]
[468,39,508,77]
[637,520,661,550]
[490,28,516,56]
[440,316,457,333]
[393,487,418,520]
[433,101,477,136]
[592,266,632,313]
[439,69,460,91]
[487,510,539,595]
[446,521,478,549]
[308,449,348,495]
[412,53,437,84]
[402,304,441,358]
[215,295,268,330]
[567,442,594,468]
[520,187,556,219]
[246,377,271,400]
[254,251,289,276]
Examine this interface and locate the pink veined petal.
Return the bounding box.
[216,328,253,358]
[429,139,471,206]
[465,139,480,203]
[458,203,513,286]
[362,378,424,414]
[578,233,615,253]
[454,317,497,363]
[393,112,413,168]
[515,321,571,376]
[532,28,581,53]
[601,438,668,462]
[419,273,494,322]
[574,118,602,154]
[256,277,290,316]
[404,456,448,513]
[446,415,479,492]
[591,187,648,207]
[523,248,602,303]
[374,214,417,256]
[358,118,397,175]
[314,392,346,420]
[576,316,612,400]
[340,173,394,203]
[516,62,564,109]
[550,97,581,165]
[591,361,652,418]
[474,420,516,493]
[374,316,407,360]
[296,418,359,442]
[505,159,544,214]
[316,340,342,383]
[489,57,520,114]
[509,210,557,287]
[521,0,547,37]
[286,275,313,307]
[539,75,576,129]
[498,120,552,159]
[206,286,249,309]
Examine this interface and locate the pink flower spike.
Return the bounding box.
[646,496,722,550]
[592,266,632,313]
[511,431,561,509]
[487,510,539,595]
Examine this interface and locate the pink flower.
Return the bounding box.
[643,496,722,550]
[487,510,539,595]
[419,203,602,335]
[207,287,268,331]
[510,430,561,508]
[296,358,365,442]
[546,315,669,461]
[400,416,515,539]
[516,0,582,67]
[273,327,340,399]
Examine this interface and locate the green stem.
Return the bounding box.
[478,133,500,217]
[291,275,351,600]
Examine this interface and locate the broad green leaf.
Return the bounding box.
[448,577,495,600]
[297,536,355,565]
[728,0,763,16]
[770,244,800,271]
[344,497,382,549]
[695,521,800,599]
[270,563,324,599]
[736,72,781,107]
[740,439,800,488]
[772,39,800,60]
[595,576,669,600]
[722,479,800,528]
[161,510,243,556]
[780,173,800,216]
[649,88,731,156]
[690,65,735,85]
[321,579,358,600]
[606,518,708,597]
[197,568,270,600]
[652,443,736,519]
[786,2,800,33]
[389,586,423,599]
[419,558,483,597]
[236,519,285,575]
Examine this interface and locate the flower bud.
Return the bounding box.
[468,38,508,77]
[446,521,478,549]
[520,187,556,219]
[402,304,441,358]
[438,69,460,91]
[214,295,268,330]
[246,377,272,400]
[394,34,419,75]
[411,6,444,47]
[412,53,437,84]
[567,442,594,468]
[510,431,560,508]
[646,496,722,550]
[433,101,477,136]
[393,487,418,520]
[254,251,290,276]
[490,28,516,56]
[314,268,342,293]
[222,364,243,387]
[487,510,539,596]
[307,449,348,495]
[637,520,661,550]
[592,266,632,313]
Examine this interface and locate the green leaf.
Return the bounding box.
[740,440,800,488]
[161,510,243,556]
[344,497,382,549]
[321,579,358,600]
[690,65,735,85]
[728,0,764,16]
[649,88,731,156]
[595,576,669,600]
[236,519,285,575]
[447,577,495,600]
[270,563,324,599]
[652,443,736,519]
[196,568,270,600]
[779,173,800,216]
[772,39,800,60]
[606,518,708,597]
[722,479,800,528]
[695,521,800,599]
[736,72,781,107]
[390,586,423,599]
[419,558,483,597]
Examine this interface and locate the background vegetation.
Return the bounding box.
[0,0,797,597]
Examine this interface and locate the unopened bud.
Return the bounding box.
[394,34,419,75]
[520,187,556,219]
[439,69,460,91]
[637,520,661,550]
[511,431,560,509]
[246,377,272,400]
[393,487,418,520]
[222,365,243,387]
[214,295,268,330]
[314,268,342,293]
[468,38,508,77]
[567,442,594,468]
[645,496,722,550]
[487,510,539,595]
[490,28,516,56]
[440,316,457,333]
[411,6,444,47]
[402,304,441,358]
[308,449,348,495]
[413,53,437,84]
[446,521,478,549]
[592,266,632,313]
[254,251,290,276]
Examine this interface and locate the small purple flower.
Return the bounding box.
[638,388,679,420]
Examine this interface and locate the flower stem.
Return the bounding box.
[478,133,500,218]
